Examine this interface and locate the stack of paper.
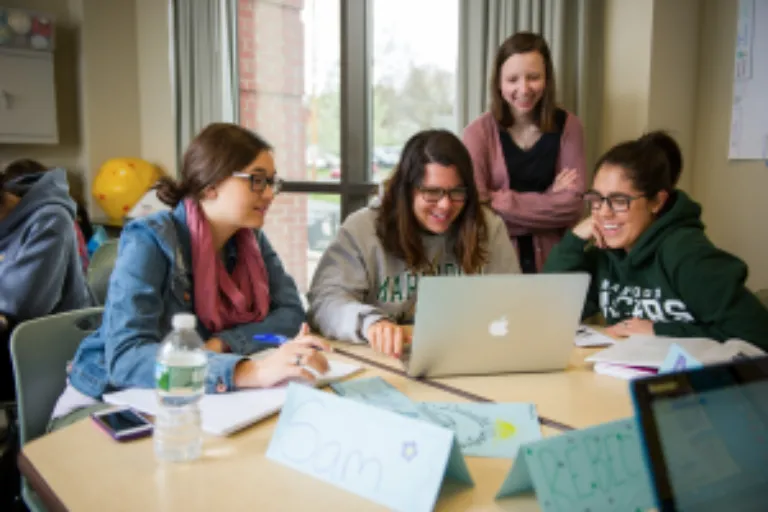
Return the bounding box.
[592,362,656,380]
[586,335,765,380]
[574,325,615,347]
[104,360,362,436]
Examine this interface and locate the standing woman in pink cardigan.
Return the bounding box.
[462,32,586,273]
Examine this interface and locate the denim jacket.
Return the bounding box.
[68,202,305,398]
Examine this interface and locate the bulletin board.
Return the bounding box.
[729,0,768,160]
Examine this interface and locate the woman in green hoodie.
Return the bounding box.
[544,132,768,347]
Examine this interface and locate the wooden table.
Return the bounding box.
[334,343,633,429]
[20,344,632,511]
[20,353,563,511]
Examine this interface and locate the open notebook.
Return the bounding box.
[586,336,764,368]
[104,360,363,436]
[586,335,765,380]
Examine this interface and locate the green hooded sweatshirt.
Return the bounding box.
[544,190,768,348]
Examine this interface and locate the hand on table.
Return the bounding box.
[604,318,654,338]
[234,324,332,388]
[367,320,411,358]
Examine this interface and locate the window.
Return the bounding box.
[236,0,459,293]
[372,0,459,172]
[238,0,341,293]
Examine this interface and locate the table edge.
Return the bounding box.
[18,450,69,512]
[334,347,576,431]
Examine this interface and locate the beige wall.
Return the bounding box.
[135,0,175,177]
[693,0,768,291]
[647,0,699,194]
[0,0,175,215]
[601,0,767,291]
[600,0,654,151]
[601,0,699,194]
[78,0,141,217]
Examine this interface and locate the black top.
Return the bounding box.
[497,108,568,273]
[497,108,568,193]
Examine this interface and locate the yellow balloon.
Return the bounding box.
[92,158,161,220]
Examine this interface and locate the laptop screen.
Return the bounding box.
[632,356,768,512]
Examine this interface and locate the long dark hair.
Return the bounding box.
[156,123,273,206]
[489,32,558,131]
[376,129,489,274]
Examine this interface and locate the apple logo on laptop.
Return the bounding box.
[488,316,509,337]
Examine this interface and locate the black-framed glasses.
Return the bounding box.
[232,173,284,194]
[417,186,468,203]
[582,191,645,212]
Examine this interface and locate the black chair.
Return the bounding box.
[0,320,23,511]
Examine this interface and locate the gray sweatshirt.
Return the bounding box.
[307,206,520,343]
[0,169,94,322]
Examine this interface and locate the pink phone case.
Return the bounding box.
[91,408,153,442]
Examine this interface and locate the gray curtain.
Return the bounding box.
[458,0,604,167]
[173,0,239,162]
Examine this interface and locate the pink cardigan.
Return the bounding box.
[462,111,586,271]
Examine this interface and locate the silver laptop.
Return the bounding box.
[403,273,590,378]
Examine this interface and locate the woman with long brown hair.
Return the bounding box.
[463,32,586,273]
[49,123,331,428]
[308,129,520,357]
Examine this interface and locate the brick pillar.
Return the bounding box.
[238,0,310,292]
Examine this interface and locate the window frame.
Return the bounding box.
[275,0,378,219]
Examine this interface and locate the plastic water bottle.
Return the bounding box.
[154,313,207,462]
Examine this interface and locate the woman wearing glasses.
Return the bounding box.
[545,131,768,346]
[308,129,520,357]
[462,32,586,274]
[53,124,330,425]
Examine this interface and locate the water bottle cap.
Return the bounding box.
[172,313,196,330]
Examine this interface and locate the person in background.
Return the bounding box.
[462,32,586,273]
[0,165,95,401]
[50,123,330,428]
[3,159,91,272]
[308,129,521,358]
[544,131,768,347]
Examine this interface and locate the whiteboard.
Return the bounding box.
[729,0,768,160]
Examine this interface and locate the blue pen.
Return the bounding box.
[253,333,328,352]
[253,333,289,345]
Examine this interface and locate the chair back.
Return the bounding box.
[10,308,103,446]
[87,240,119,305]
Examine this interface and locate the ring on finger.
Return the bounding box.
[295,354,302,366]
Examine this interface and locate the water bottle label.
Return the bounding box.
[155,362,206,392]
